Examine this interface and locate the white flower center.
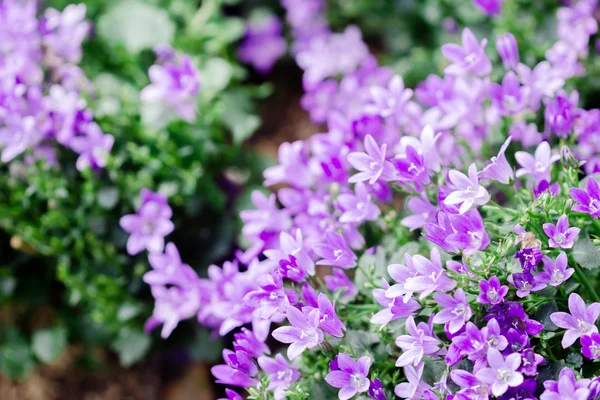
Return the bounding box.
[350,373,366,390]
[496,367,514,383]
[554,232,566,244]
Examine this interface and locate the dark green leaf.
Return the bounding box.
[32,326,68,364]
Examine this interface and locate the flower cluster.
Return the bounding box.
[0,1,113,170]
[126,0,600,398]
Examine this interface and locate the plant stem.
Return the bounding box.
[571,257,600,303]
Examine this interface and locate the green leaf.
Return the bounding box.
[97,0,175,54]
[188,327,223,363]
[111,327,151,367]
[0,331,35,378]
[32,326,67,364]
[573,239,600,270]
[534,301,558,331]
[97,187,120,210]
[200,58,233,93]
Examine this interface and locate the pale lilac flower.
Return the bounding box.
[69,122,114,171]
[496,33,519,70]
[325,353,372,400]
[516,61,564,109]
[244,272,291,321]
[535,252,574,287]
[433,289,472,334]
[257,354,301,400]
[509,120,544,148]
[395,364,431,400]
[543,214,580,248]
[41,4,90,65]
[395,316,441,367]
[393,145,431,192]
[347,134,397,184]
[272,306,324,360]
[515,141,560,184]
[540,367,591,400]
[317,293,346,337]
[365,75,413,118]
[301,80,338,123]
[220,389,243,400]
[477,276,508,305]
[233,328,270,358]
[581,333,600,360]
[570,176,600,218]
[119,189,174,255]
[441,28,492,76]
[480,136,514,184]
[146,283,202,338]
[476,348,523,397]
[314,232,357,269]
[544,90,579,138]
[473,0,504,15]
[444,163,490,214]
[371,280,420,328]
[264,141,312,188]
[401,195,437,231]
[337,182,380,224]
[264,229,315,278]
[238,14,286,74]
[490,71,528,116]
[212,349,258,388]
[450,369,490,400]
[447,210,490,256]
[325,268,358,298]
[550,293,600,348]
[144,242,197,287]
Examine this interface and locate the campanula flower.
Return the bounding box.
[550,293,600,348]
[257,354,301,400]
[543,215,580,248]
[475,348,523,397]
[570,176,600,218]
[441,28,492,76]
[347,134,397,184]
[272,306,324,360]
[444,163,490,214]
[496,33,519,70]
[433,289,472,334]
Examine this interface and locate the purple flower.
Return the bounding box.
[146,282,202,338]
[534,180,560,199]
[316,293,346,337]
[257,354,301,400]
[509,120,544,148]
[371,280,420,328]
[233,328,270,358]
[264,141,312,188]
[543,215,580,248]
[395,316,441,367]
[480,137,514,184]
[368,378,387,400]
[550,293,600,348]
[314,232,357,269]
[272,306,324,360]
[244,272,291,321]
[508,272,546,298]
[541,367,591,400]
[441,28,492,76]
[570,176,600,218]
[473,0,504,15]
[393,145,431,192]
[325,353,372,400]
[211,349,258,388]
[365,75,413,118]
[544,90,579,138]
[517,61,565,109]
[444,163,490,214]
[514,248,543,273]
[433,289,472,334]
[238,14,286,74]
[515,141,560,184]
[41,4,90,65]
[519,349,545,376]
[477,276,509,305]
[401,195,437,231]
[496,33,519,70]
[69,121,114,171]
[395,363,431,399]
[337,182,381,223]
[347,134,397,184]
[453,319,508,363]
[447,210,490,256]
[325,268,358,298]
[450,369,490,399]
[581,332,600,360]
[485,301,544,336]
[220,388,243,400]
[424,212,460,254]
[119,189,174,255]
[144,242,198,287]
[535,252,575,286]
[476,348,523,397]
[301,80,338,123]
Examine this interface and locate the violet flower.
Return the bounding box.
[441,28,492,76]
[393,145,431,192]
[211,349,258,388]
[543,215,580,248]
[119,189,174,255]
[515,141,560,184]
[220,389,243,400]
[480,136,514,184]
[317,293,346,337]
[450,369,490,400]
[368,378,387,400]
[550,293,600,348]
[447,210,491,256]
[489,71,528,116]
[477,276,509,305]
[509,120,544,148]
[347,134,397,184]
[581,332,600,360]
[544,90,579,138]
[395,364,431,400]
[314,231,357,269]
[264,141,312,188]
[257,354,301,400]
[238,14,286,74]
[475,348,523,397]
[233,328,270,358]
[337,182,381,224]
[395,316,441,367]
[365,75,413,118]
[325,268,358,298]
[69,122,114,171]
[401,195,437,231]
[433,289,472,334]
[514,248,543,273]
[496,33,519,70]
[272,306,324,360]
[324,353,372,400]
[371,280,420,328]
[570,176,600,218]
[452,319,508,363]
[535,252,574,286]
[473,0,504,15]
[540,367,591,400]
[508,272,546,298]
[444,163,490,214]
[519,349,545,377]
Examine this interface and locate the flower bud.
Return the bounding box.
[496,33,519,70]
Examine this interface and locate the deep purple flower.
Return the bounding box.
[515,141,560,184]
[272,306,324,360]
[480,137,514,184]
[395,316,441,367]
[441,28,492,76]
[543,214,580,249]
[347,134,397,184]
[211,349,258,388]
[477,276,508,305]
[314,232,357,269]
[473,0,504,15]
[394,145,431,192]
[325,268,358,298]
[519,349,545,376]
[496,33,519,70]
[514,248,543,273]
[535,252,574,286]
[365,75,413,118]
[368,378,387,400]
[534,180,561,199]
[219,388,243,400]
[238,14,286,74]
[581,332,600,360]
[316,293,346,337]
[570,177,600,218]
[244,272,291,321]
[433,289,472,334]
[325,353,372,400]
[544,90,579,138]
[444,163,490,214]
[550,293,600,348]
[119,189,174,255]
[395,364,431,399]
[257,353,301,400]
[453,319,508,363]
[476,348,523,397]
[233,328,270,358]
[508,271,546,298]
[541,367,591,400]
[337,182,381,224]
[485,301,544,336]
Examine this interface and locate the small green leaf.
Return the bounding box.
[0,332,35,379]
[534,301,558,331]
[97,187,119,210]
[200,58,233,93]
[573,239,600,270]
[111,327,151,367]
[32,326,68,364]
